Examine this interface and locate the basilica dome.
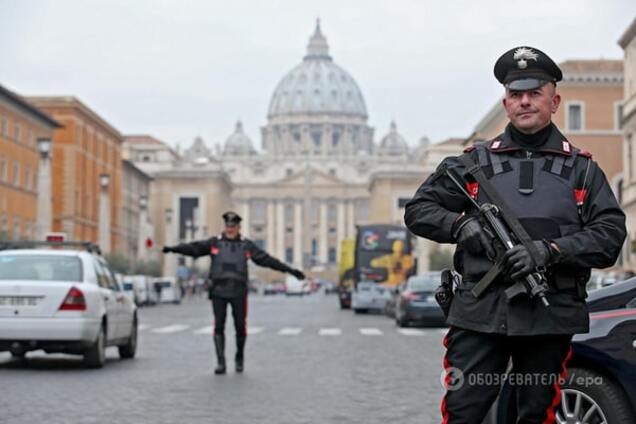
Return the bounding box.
[378,121,409,155]
[267,20,368,119]
[224,121,256,155]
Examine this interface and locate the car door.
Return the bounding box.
[92,257,119,342]
[101,260,133,339]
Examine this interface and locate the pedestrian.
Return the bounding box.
[404,46,626,423]
[153,280,163,304]
[162,211,306,374]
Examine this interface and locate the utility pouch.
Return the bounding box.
[435,268,456,318]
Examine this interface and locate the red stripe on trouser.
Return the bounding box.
[441,332,451,424]
[542,347,572,424]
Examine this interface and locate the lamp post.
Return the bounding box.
[36,138,53,239]
[98,173,111,253]
[163,208,176,277]
[137,195,148,261]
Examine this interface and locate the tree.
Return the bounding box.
[104,253,131,274]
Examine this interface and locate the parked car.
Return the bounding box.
[285,275,307,296]
[484,278,636,423]
[0,241,138,368]
[395,273,444,327]
[129,275,157,306]
[351,280,392,314]
[323,281,338,295]
[153,277,181,304]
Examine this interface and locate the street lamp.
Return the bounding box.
[37,138,52,160]
[99,173,110,190]
[139,195,148,210]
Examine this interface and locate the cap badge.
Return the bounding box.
[513,47,539,70]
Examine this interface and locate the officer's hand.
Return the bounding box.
[453,217,495,259]
[162,246,173,254]
[290,269,305,280]
[501,241,551,280]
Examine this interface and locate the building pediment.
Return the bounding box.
[277,167,345,187]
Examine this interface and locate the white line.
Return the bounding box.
[152,324,190,334]
[398,328,427,336]
[438,329,449,335]
[279,328,302,336]
[248,326,264,335]
[359,328,383,336]
[194,326,213,335]
[138,324,149,331]
[319,328,342,336]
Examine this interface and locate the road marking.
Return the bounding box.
[279,328,302,336]
[438,329,449,335]
[398,328,427,336]
[138,324,150,331]
[194,326,213,335]
[248,326,264,335]
[319,328,342,336]
[360,328,383,336]
[152,324,190,334]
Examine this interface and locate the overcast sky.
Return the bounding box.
[0,0,633,150]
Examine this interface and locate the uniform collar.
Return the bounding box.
[488,123,572,156]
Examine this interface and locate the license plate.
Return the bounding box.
[0,296,42,307]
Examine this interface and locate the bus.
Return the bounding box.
[351,224,415,313]
[337,239,355,309]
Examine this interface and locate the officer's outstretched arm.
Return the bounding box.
[248,240,303,278]
[404,156,472,244]
[167,239,213,259]
[552,162,626,269]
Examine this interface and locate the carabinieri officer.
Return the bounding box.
[163,211,306,374]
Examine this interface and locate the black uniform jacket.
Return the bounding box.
[170,234,293,299]
[404,124,626,335]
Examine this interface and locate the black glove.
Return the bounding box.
[501,240,557,280]
[452,216,495,259]
[290,269,305,280]
[162,246,173,254]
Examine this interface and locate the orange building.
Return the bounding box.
[0,84,60,240]
[26,96,123,252]
[467,60,624,187]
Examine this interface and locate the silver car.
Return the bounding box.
[0,248,138,368]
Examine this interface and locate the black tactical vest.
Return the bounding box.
[460,144,590,296]
[209,238,250,283]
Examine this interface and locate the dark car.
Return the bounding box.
[395,273,444,327]
[485,277,636,423]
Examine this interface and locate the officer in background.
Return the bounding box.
[405,47,625,423]
[162,211,305,374]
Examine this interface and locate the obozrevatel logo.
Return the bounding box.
[441,367,465,391]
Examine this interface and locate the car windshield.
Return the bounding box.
[0,255,82,282]
[408,276,438,291]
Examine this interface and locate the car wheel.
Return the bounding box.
[84,324,106,368]
[556,367,635,424]
[353,308,367,314]
[118,317,138,359]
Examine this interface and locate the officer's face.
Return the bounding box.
[503,83,561,134]
[224,224,240,239]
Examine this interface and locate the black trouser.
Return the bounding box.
[441,327,572,424]
[212,295,248,338]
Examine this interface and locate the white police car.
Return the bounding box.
[0,240,138,368]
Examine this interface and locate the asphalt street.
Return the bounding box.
[1,293,448,424]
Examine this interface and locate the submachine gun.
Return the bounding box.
[444,155,550,308]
